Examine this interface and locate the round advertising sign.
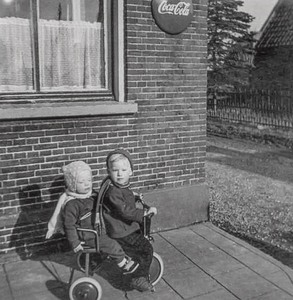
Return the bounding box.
[151,0,193,35]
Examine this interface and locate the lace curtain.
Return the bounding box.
[0,18,33,92]
[39,20,104,91]
[0,17,104,92]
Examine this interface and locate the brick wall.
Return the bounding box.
[0,0,208,259]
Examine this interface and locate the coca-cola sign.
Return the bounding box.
[152,0,193,35]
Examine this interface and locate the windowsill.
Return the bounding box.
[0,101,138,120]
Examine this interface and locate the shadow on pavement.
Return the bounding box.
[45,280,69,300]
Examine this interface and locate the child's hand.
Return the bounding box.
[134,192,144,201]
[73,243,84,253]
[144,207,157,216]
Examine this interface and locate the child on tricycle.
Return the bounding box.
[100,148,158,292]
[46,150,162,299]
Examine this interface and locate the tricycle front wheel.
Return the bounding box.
[149,252,164,286]
[69,277,102,300]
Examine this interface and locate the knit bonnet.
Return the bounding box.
[62,161,92,193]
[106,148,133,171]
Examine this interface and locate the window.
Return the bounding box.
[0,1,134,119]
[0,0,110,94]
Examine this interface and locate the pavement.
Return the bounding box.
[2,222,293,300]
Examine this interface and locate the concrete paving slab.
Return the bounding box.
[253,290,293,300]
[0,268,8,288]
[4,259,45,276]
[152,233,192,274]
[123,280,181,300]
[202,223,273,259]
[0,286,13,300]
[40,260,72,285]
[159,226,245,276]
[130,289,183,300]
[187,247,245,276]
[236,251,285,275]
[14,285,68,300]
[0,266,13,300]
[264,270,293,295]
[214,267,277,300]
[9,272,63,298]
[2,223,293,300]
[190,288,239,300]
[160,226,208,250]
[164,266,222,299]
[159,228,222,266]
[191,223,252,257]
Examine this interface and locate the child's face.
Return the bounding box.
[108,158,132,186]
[76,170,92,194]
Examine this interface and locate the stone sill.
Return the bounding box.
[0,101,138,120]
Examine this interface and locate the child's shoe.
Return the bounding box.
[130,276,153,292]
[119,258,139,274]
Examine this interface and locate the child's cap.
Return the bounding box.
[62,161,91,193]
[106,148,133,171]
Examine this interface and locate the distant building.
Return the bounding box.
[252,0,293,91]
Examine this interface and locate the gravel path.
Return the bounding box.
[206,134,293,268]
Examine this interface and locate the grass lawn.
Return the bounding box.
[206,134,293,268]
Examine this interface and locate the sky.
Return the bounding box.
[239,0,279,31]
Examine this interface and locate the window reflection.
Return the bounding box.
[39,0,103,22]
[0,0,30,19]
[0,0,106,92]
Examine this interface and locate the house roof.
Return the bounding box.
[256,0,293,49]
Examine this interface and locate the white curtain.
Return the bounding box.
[0,18,104,92]
[39,20,104,91]
[0,17,33,92]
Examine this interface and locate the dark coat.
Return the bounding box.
[62,191,98,249]
[102,182,144,239]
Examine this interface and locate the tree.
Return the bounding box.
[207,0,255,93]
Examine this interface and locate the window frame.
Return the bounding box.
[0,0,136,120]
